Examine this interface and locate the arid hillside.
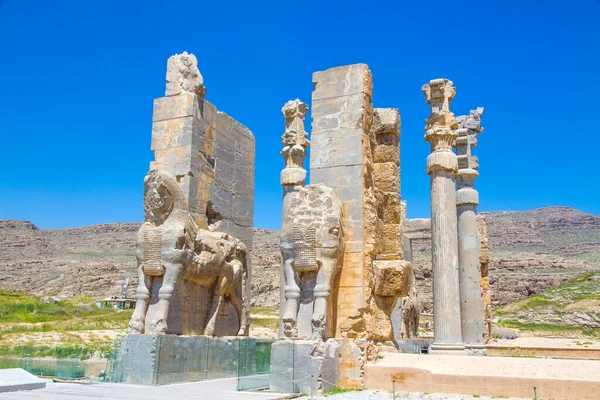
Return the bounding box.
[1,207,599,314]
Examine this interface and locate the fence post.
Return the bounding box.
[392,379,396,400]
[533,386,539,400]
[309,374,314,399]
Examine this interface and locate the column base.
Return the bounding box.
[430,343,466,355]
[464,344,488,356]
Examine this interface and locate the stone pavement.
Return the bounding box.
[0,377,288,400]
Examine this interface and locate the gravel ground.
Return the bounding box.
[296,389,529,400]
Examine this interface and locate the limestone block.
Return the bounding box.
[382,193,401,224]
[312,64,372,101]
[233,195,254,228]
[208,186,233,220]
[373,260,411,297]
[165,52,206,97]
[372,108,400,135]
[310,127,364,169]
[373,163,399,192]
[379,224,402,257]
[151,118,196,151]
[152,93,197,122]
[338,252,363,288]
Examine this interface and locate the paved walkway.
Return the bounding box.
[0,377,288,400]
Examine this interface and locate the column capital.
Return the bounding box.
[456,107,484,186]
[422,79,457,130]
[281,99,309,187]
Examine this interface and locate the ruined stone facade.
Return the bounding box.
[273,64,416,394]
[128,52,254,337]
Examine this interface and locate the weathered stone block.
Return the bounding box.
[151,117,196,151]
[380,224,402,257]
[383,193,401,224]
[373,163,399,192]
[310,165,363,192]
[312,64,372,101]
[152,93,197,122]
[310,128,364,169]
[233,195,253,227]
[165,52,205,97]
[372,108,400,135]
[338,252,363,288]
[373,260,411,297]
[374,144,399,164]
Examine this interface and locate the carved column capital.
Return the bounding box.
[422,79,457,130]
[455,108,484,206]
[281,99,310,187]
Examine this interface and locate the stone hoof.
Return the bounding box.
[127,319,144,334]
[149,319,168,335]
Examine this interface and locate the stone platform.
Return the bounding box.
[0,369,46,393]
[365,352,600,400]
[113,334,267,385]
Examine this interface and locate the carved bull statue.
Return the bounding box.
[128,169,249,336]
[280,184,343,340]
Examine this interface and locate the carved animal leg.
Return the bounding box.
[229,293,245,335]
[205,282,224,336]
[412,313,419,337]
[312,261,333,339]
[282,258,300,322]
[128,270,152,334]
[149,262,182,335]
[227,260,246,336]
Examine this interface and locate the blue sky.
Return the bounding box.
[1,0,599,229]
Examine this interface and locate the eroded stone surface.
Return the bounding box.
[165,52,206,97]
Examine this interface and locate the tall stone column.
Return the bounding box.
[279,99,310,337]
[422,79,464,354]
[455,108,486,355]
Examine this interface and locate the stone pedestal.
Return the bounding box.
[422,79,464,355]
[113,334,257,385]
[270,339,341,395]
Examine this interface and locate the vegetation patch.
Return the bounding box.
[496,271,600,337]
[0,289,130,357]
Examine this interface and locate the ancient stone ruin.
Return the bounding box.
[117,52,255,384]
[271,64,419,394]
[116,52,490,391]
[127,51,255,338]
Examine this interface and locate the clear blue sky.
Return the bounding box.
[1,0,599,229]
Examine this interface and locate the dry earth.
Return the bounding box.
[1,206,599,324]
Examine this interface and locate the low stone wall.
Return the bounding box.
[365,353,600,400]
[487,345,600,360]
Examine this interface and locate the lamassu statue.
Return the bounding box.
[280,184,343,340]
[128,169,249,336]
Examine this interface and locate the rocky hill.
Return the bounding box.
[1,207,598,315]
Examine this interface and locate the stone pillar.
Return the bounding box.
[279,99,310,338]
[477,214,492,342]
[422,79,464,354]
[151,52,211,229]
[455,108,486,355]
[311,64,373,342]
